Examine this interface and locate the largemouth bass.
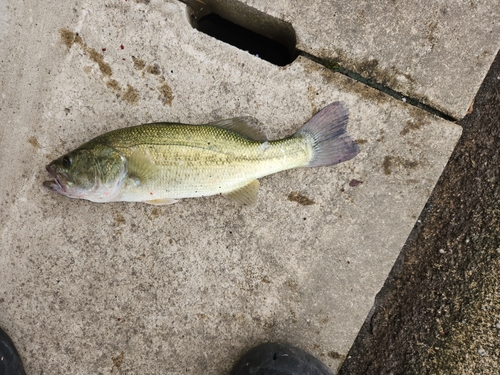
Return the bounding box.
[44,102,359,205]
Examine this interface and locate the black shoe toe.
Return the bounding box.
[0,327,26,375]
[231,342,333,375]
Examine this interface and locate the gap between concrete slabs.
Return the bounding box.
[0,0,461,374]
[188,0,500,119]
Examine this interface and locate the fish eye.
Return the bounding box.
[62,155,72,168]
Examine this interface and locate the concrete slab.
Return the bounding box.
[0,0,461,374]
[190,0,500,119]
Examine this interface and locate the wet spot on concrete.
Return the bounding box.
[28,136,41,149]
[106,79,121,91]
[288,191,315,205]
[400,119,424,135]
[157,81,173,106]
[112,351,124,372]
[383,156,419,175]
[427,21,439,50]
[326,50,416,87]
[114,212,126,225]
[327,351,344,360]
[357,58,379,77]
[150,207,160,218]
[285,279,299,293]
[85,47,112,76]
[122,85,139,105]
[59,28,76,49]
[146,64,161,75]
[60,29,126,99]
[131,56,173,105]
[74,34,83,45]
[382,156,393,175]
[132,56,146,70]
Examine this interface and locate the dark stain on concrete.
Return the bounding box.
[85,47,112,76]
[427,21,439,50]
[112,351,124,372]
[114,212,126,225]
[59,29,111,77]
[132,56,146,70]
[288,191,315,205]
[28,136,41,149]
[106,79,121,91]
[122,85,139,105]
[59,28,76,49]
[327,351,344,360]
[157,80,173,106]
[357,59,379,77]
[382,156,393,175]
[401,106,432,135]
[150,207,160,218]
[285,279,299,294]
[321,48,417,89]
[59,29,180,107]
[146,64,161,75]
[60,29,146,105]
[356,139,368,144]
[400,119,423,135]
[383,156,419,175]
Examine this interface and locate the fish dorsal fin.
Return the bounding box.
[127,149,158,183]
[224,180,260,206]
[209,117,267,141]
[143,198,178,205]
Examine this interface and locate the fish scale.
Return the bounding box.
[44,102,359,206]
[100,124,312,200]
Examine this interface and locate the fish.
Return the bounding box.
[43,101,359,206]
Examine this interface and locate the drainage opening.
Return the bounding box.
[184,0,298,66]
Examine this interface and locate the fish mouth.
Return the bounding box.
[43,164,66,193]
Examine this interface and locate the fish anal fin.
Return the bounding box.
[209,117,267,141]
[143,198,178,205]
[127,149,158,183]
[224,180,259,206]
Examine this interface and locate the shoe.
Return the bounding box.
[0,327,26,375]
[231,342,333,375]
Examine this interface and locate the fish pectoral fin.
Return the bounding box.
[209,117,267,141]
[143,198,178,205]
[224,180,260,206]
[127,149,158,183]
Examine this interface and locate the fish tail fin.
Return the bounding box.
[295,101,359,167]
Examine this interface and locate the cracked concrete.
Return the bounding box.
[0,0,466,374]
